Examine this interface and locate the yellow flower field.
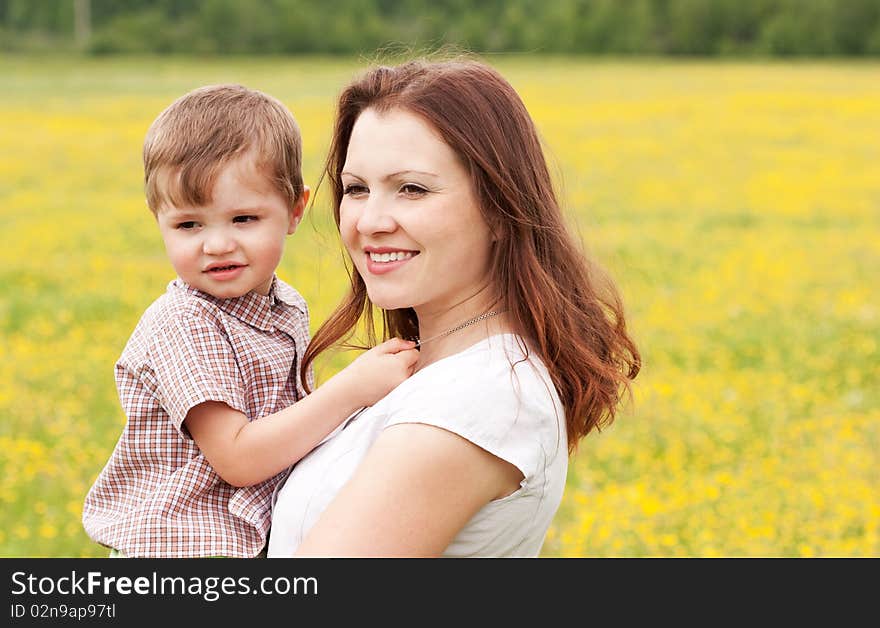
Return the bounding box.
[0,56,877,557]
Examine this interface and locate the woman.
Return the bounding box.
[267,58,640,557]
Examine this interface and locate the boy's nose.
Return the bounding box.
[202,229,236,255]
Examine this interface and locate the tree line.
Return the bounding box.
[3,0,880,56]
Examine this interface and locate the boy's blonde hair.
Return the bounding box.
[143,84,303,214]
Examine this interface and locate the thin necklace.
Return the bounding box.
[414,310,505,349]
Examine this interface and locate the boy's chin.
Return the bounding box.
[194,281,253,300]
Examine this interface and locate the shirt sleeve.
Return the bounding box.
[383,348,565,483]
[150,313,248,433]
[293,306,314,400]
[274,279,314,400]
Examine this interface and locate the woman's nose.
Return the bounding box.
[202,228,236,255]
[356,195,397,235]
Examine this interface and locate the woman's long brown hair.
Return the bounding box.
[301,58,640,453]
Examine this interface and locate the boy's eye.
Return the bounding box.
[400,184,428,196]
[343,184,368,197]
[176,221,198,230]
[233,215,258,224]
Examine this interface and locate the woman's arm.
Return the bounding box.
[293,422,524,557]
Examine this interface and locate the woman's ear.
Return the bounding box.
[488,215,501,243]
[288,185,311,234]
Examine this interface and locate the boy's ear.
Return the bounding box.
[288,186,310,234]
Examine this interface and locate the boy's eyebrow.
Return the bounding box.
[225,206,268,214]
[160,205,266,215]
[157,207,197,217]
[341,169,439,181]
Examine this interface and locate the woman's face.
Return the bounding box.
[339,107,495,316]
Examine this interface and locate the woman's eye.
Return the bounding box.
[233,215,258,224]
[176,221,198,230]
[400,184,428,196]
[343,184,368,197]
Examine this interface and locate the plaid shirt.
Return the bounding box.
[83,277,313,558]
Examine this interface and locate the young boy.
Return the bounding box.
[82,84,418,558]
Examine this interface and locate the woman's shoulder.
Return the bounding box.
[399,334,559,408]
[382,334,567,476]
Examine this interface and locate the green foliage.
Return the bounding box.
[3,0,880,55]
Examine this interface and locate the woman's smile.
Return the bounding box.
[364,246,419,275]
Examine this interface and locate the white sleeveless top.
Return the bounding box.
[267,334,569,557]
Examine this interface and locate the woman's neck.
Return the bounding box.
[413,293,512,369]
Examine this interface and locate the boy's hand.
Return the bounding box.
[185,340,417,488]
[338,338,419,408]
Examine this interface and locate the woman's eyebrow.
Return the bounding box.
[383,170,438,180]
[341,170,439,181]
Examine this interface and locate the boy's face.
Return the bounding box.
[155,156,307,299]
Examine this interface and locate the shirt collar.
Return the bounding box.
[270,277,306,310]
[170,276,304,332]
